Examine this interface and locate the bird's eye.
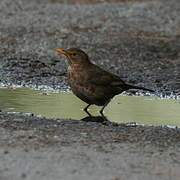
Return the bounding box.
[72,53,76,56]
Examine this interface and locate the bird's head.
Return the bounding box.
[55,48,90,65]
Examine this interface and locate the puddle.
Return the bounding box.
[0,88,179,127]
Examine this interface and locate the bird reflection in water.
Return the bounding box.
[81,109,110,124]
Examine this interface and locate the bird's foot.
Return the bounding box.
[99,111,108,121]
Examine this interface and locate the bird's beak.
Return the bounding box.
[55,48,68,56]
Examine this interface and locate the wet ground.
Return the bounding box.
[0,0,180,180]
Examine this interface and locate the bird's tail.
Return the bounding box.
[125,84,154,93]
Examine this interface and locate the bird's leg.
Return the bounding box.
[99,101,110,116]
[84,104,91,111]
[83,104,92,117]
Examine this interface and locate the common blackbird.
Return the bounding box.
[55,48,154,115]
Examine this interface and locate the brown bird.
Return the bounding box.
[55,48,154,115]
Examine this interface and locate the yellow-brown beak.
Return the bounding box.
[55,48,68,56]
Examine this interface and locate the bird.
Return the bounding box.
[55,48,154,115]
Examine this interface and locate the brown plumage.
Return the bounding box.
[55,48,154,115]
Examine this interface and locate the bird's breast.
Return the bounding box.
[68,65,86,82]
[67,65,96,93]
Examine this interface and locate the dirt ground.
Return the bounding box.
[0,113,180,180]
[0,0,180,179]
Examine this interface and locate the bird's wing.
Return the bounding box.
[87,65,125,87]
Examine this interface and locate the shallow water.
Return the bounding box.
[0,88,179,126]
